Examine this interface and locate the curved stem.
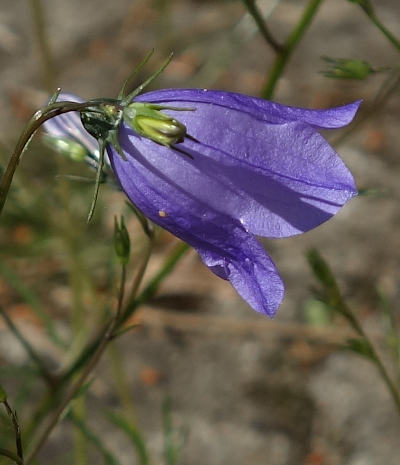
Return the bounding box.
[262,0,324,99]
[0,101,117,216]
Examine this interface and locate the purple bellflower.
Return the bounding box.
[44,90,360,317]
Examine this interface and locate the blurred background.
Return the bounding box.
[1,1,400,464]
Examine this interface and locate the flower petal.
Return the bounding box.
[136,89,362,129]
[197,234,284,316]
[108,137,284,315]
[110,106,356,238]
[43,93,101,161]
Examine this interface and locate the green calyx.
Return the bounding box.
[123,103,192,147]
[321,57,374,80]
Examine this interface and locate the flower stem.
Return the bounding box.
[307,249,400,417]
[24,241,140,464]
[25,263,128,465]
[29,0,57,92]
[262,0,324,99]
[2,399,24,463]
[120,241,190,326]
[362,8,400,53]
[0,100,116,216]
[0,448,23,465]
[241,0,283,53]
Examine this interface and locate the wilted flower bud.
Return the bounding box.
[123,102,188,146]
[114,215,130,264]
[321,57,374,80]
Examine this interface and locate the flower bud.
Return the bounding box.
[114,215,130,264]
[123,102,188,146]
[43,135,89,162]
[321,57,373,80]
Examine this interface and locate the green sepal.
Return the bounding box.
[121,52,174,105]
[107,128,126,160]
[87,139,106,222]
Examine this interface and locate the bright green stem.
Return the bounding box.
[262,0,324,99]
[241,0,283,53]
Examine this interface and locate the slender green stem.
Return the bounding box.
[0,307,56,387]
[25,317,118,464]
[0,448,23,465]
[241,0,283,53]
[351,319,400,416]
[26,244,126,464]
[308,249,400,417]
[363,10,400,53]
[107,342,137,421]
[262,0,324,99]
[0,100,119,215]
[120,241,190,326]
[2,400,24,462]
[29,0,57,91]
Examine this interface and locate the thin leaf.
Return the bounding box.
[104,409,149,465]
[343,337,375,360]
[68,412,122,465]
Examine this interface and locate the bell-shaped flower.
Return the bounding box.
[44,90,360,316]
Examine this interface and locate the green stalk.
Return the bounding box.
[363,9,400,53]
[262,0,324,99]
[29,0,57,91]
[241,0,283,53]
